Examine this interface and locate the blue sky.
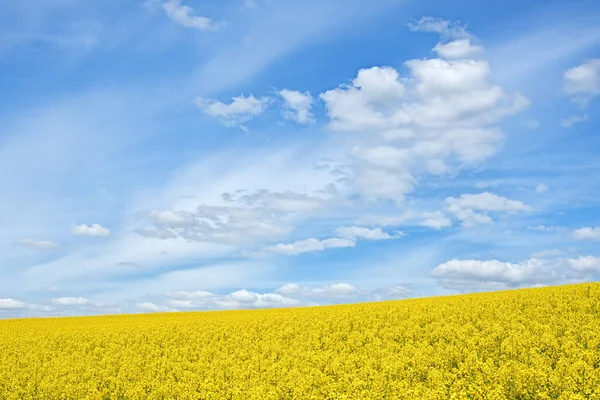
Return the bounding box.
[1,0,600,317]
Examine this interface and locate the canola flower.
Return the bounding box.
[1,283,600,399]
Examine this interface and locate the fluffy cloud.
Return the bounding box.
[573,227,600,241]
[160,0,220,31]
[71,223,110,237]
[195,94,269,126]
[567,256,600,273]
[446,192,531,212]
[430,257,566,290]
[319,19,528,203]
[0,298,28,310]
[407,16,470,39]
[431,253,600,291]
[160,289,299,311]
[136,302,174,313]
[433,39,483,59]
[279,90,315,124]
[51,297,92,306]
[258,237,355,256]
[137,187,339,246]
[334,226,402,240]
[409,17,483,60]
[564,58,600,107]
[14,238,59,250]
[138,205,292,245]
[420,211,453,230]
[275,283,361,299]
[445,192,531,227]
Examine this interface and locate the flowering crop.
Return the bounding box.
[1,282,600,399]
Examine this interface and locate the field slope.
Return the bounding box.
[1,283,600,399]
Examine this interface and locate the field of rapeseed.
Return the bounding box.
[1,283,600,399]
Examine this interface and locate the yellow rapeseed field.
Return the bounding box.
[1,282,600,399]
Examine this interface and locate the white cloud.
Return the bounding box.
[430,257,565,290]
[354,211,416,227]
[564,58,600,107]
[431,252,600,291]
[446,192,531,212]
[160,0,220,31]
[445,192,531,227]
[162,288,299,310]
[71,223,110,237]
[334,226,402,240]
[136,302,174,312]
[407,17,470,40]
[275,282,361,299]
[216,289,299,309]
[535,184,548,193]
[194,94,269,126]
[51,297,92,306]
[14,238,59,250]
[528,225,562,232]
[420,211,452,229]
[433,39,483,59]
[0,298,27,310]
[259,237,355,256]
[573,227,600,241]
[560,114,588,128]
[411,18,483,59]
[279,89,314,124]
[567,256,600,273]
[319,27,528,203]
[370,285,413,301]
[137,180,342,247]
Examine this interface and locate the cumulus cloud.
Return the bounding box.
[409,17,483,60]
[138,205,291,245]
[257,237,355,256]
[446,192,531,212]
[433,39,483,59]
[319,23,528,203]
[71,223,110,237]
[430,257,566,290]
[445,192,531,227]
[0,298,28,310]
[334,226,402,240]
[160,289,299,311]
[14,238,59,250]
[567,256,600,273]
[194,94,269,126]
[275,283,361,299]
[279,89,315,124]
[573,227,600,241]
[51,297,92,306]
[564,58,600,107]
[420,211,453,230]
[160,0,220,31]
[431,253,600,291]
